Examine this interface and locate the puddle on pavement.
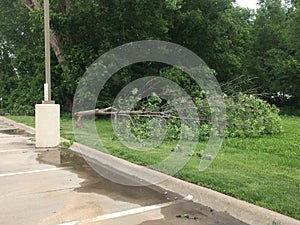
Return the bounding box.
[0,123,248,224]
[0,126,32,138]
[0,128,23,135]
[37,149,248,225]
[0,127,34,149]
[37,149,181,207]
[141,201,249,225]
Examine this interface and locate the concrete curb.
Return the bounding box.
[0,117,35,135]
[1,116,299,225]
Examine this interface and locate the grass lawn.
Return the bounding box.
[6,115,300,220]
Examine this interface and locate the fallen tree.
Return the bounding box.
[74,106,199,128]
[74,93,283,138]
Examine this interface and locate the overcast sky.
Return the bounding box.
[235,0,259,9]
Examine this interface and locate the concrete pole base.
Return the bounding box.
[35,104,60,148]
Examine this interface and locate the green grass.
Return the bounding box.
[6,115,300,220]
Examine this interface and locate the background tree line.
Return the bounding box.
[0,0,299,115]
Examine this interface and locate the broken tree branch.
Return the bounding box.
[74,107,204,128]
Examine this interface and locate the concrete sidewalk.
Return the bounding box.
[0,119,249,225]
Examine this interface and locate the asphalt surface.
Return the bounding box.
[0,120,249,225]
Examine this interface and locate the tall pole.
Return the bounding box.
[0,97,2,115]
[35,0,60,148]
[44,0,52,103]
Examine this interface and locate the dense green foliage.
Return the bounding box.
[0,0,299,113]
[7,115,300,220]
[225,93,282,137]
[249,0,300,106]
[121,92,282,139]
[2,0,299,219]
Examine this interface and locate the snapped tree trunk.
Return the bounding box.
[21,0,67,72]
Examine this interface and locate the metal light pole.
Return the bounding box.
[35,0,60,148]
[43,0,54,104]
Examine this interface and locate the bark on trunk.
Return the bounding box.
[73,107,201,128]
[66,0,72,11]
[21,0,67,72]
[50,31,67,71]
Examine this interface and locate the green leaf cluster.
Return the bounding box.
[118,92,282,141]
[225,93,282,137]
[0,0,299,117]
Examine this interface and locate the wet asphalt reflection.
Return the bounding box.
[37,148,248,225]
[0,122,248,225]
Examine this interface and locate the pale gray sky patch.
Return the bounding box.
[235,0,259,9]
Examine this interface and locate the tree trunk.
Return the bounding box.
[21,0,67,72]
[66,0,72,11]
[50,31,67,72]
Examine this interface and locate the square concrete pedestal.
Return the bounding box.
[35,104,60,148]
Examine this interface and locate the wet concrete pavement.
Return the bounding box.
[0,120,248,225]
